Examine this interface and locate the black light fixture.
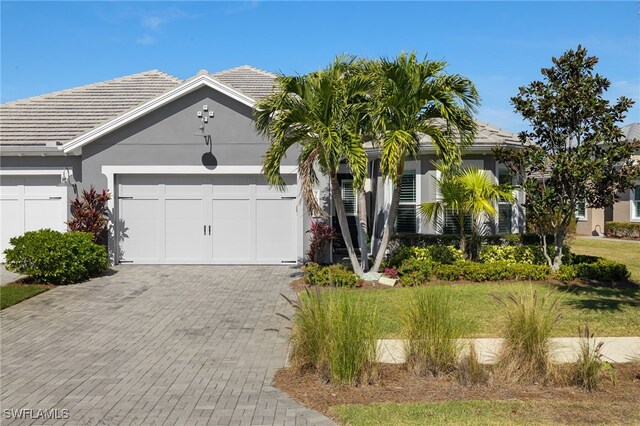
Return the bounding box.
[195,105,214,146]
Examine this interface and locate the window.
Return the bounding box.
[498,167,512,185]
[395,173,417,233]
[443,208,472,235]
[341,180,356,216]
[498,204,512,234]
[634,185,640,219]
[576,201,586,220]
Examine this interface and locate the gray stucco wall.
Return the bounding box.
[79,86,298,192]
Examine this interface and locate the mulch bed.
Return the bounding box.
[289,277,393,293]
[274,363,640,423]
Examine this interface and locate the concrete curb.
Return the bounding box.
[377,337,640,364]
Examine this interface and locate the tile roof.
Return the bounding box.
[210,65,277,100]
[0,70,182,146]
[621,122,640,142]
[0,65,520,150]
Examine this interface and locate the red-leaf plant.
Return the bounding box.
[306,220,339,263]
[67,187,112,243]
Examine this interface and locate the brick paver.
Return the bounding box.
[0,265,335,425]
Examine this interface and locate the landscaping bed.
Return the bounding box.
[275,363,640,425]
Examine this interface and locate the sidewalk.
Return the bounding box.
[378,337,640,364]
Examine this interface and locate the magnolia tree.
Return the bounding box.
[494,46,640,271]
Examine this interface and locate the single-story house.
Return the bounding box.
[575,122,640,236]
[0,66,525,265]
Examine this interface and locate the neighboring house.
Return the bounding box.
[0,67,524,265]
[575,122,640,236]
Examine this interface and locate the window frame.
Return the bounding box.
[631,183,640,222]
[575,201,587,221]
[340,179,357,217]
[396,171,417,233]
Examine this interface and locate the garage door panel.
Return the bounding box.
[256,199,296,262]
[1,200,21,256]
[25,199,65,232]
[23,176,63,197]
[212,199,251,262]
[164,176,209,199]
[118,175,161,199]
[0,177,22,198]
[119,199,161,262]
[166,199,204,262]
[212,176,251,197]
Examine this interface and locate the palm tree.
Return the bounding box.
[419,165,515,258]
[254,57,370,276]
[366,52,480,272]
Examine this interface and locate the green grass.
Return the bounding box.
[330,400,640,425]
[0,284,50,309]
[340,283,640,337]
[571,237,640,282]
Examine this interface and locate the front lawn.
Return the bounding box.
[331,399,640,426]
[0,284,50,309]
[338,282,640,337]
[571,237,640,282]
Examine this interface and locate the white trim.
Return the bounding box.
[101,165,296,176]
[631,183,640,222]
[576,201,588,222]
[62,75,256,153]
[0,168,66,176]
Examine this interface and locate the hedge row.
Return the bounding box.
[389,233,553,249]
[304,262,361,287]
[605,222,640,239]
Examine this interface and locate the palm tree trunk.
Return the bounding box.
[357,190,369,272]
[371,181,402,272]
[330,175,364,276]
[459,211,468,259]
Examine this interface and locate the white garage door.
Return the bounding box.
[0,175,67,261]
[117,174,298,264]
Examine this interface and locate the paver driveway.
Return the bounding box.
[1,266,335,426]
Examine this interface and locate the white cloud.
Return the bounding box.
[141,7,189,31]
[136,34,156,46]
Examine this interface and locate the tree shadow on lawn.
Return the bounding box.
[556,282,640,312]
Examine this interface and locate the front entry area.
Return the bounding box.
[117,174,298,264]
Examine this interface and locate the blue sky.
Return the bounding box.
[2,1,639,131]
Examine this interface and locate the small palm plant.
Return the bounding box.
[420,165,514,259]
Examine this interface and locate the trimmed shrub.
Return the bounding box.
[432,261,550,282]
[433,263,464,281]
[573,259,630,282]
[493,289,562,384]
[400,271,428,287]
[605,221,640,239]
[4,229,109,285]
[397,258,433,280]
[478,245,546,265]
[385,245,463,269]
[401,287,461,376]
[304,262,360,287]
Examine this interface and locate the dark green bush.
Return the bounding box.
[397,259,433,281]
[400,271,428,287]
[433,263,464,281]
[384,245,463,269]
[4,229,109,285]
[304,262,360,287]
[432,261,550,282]
[574,259,630,282]
[605,222,640,239]
[556,259,629,283]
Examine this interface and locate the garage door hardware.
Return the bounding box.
[49,196,62,199]
[203,225,212,235]
[118,196,134,199]
[280,196,296,200]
